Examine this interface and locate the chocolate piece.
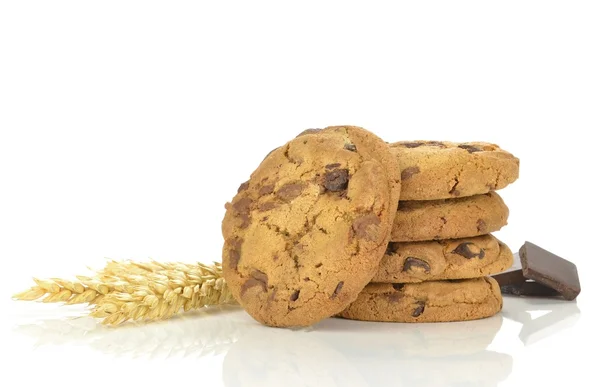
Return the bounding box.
[323,169,349,192]
[276,183,304,201]
[452,243,485,259]
[412,302,425,317]
[344,143,357,152]
[493,242,580,300]
[402,257,431,273]
[458,144,482,153]
[331,281,344,298]
[520,241,580,301]
[352,214,381,241]
[401,166,420,180]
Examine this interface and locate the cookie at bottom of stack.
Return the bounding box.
[338,277,502,323]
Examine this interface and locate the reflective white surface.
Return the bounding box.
[3,292,589,387]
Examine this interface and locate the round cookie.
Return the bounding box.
[390,140,519,201]
[338,277,502,323]
[222,126,401,327]
[391,192,509,242]
[374,235,513,283]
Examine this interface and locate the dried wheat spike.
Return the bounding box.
[13,260,237,326]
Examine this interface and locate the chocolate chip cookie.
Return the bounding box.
[374,235,513,283]
[338,277,502,323]
[222,126,401,327]
[391,192,509,242]
[390,141,519,201]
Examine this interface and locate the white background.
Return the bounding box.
[1,1,598,386]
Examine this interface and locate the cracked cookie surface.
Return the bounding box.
[390,141,519,201]
[374,235,513,283]
[392,192,509,242]
[222,126,401,327]
[338,277,502,322]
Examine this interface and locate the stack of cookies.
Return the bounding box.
[339,141,519,322]
[222,126,519,327]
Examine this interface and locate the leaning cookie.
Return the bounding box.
[338,277,502,323]
[374,235,513,283]
[222,126,401,327]
[390,140,519,201]
[391,192,509,242]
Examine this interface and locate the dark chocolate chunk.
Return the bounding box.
[290,290,300,301]
[402,142,424,148]
[296,128,322,137]
[323,169,349,192]
[493,242,580,300]
[452,243,485,259]
[476,219,487,233]
[228,239,243,270]
[344,143,357,152]
[458,144,483,153]
[412,302,425,317]
[402,257,431,273]
[385,243,396,256]
[237,181,250,193]
[520,241,580,300]
[258,184,275,196]
[392,283,404,291]
[276,183,304,201]
[352,214,381,241]
[401,166,420,180]
[325,163,341,170]
[331,281,344,298]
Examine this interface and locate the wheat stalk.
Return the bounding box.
[13,260,236,326]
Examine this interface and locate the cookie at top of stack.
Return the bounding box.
[222,126,401,327]
[339,139,519,323]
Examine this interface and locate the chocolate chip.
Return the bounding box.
[315,262,323,268]
[290,290,300,301]
[326,163,341,170]
[276,183,304,201]
[385,243,397,256]
[424,141,446,147]
[458,144,482,153]
[392,283,404,291]
[401,166,421,180]
[239,213,250,229]
[452,243,486,259]
[232,197,252,214]
[412,302,425,317]
[477,219,487,233]
[402,257,431,273]
[296,128,322,137]
[240,270,268,296]
[259,184,275,196]
[237,181,250,193]
[344,143,357,152]
[258,201,279,212]
[228,239,243,270]
[240,279,266,296]
[323,169,349,192]
[331,281,344,298]
[352,214,381,241]
[402,142,424,148]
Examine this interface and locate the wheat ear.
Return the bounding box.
[13,261,236,326]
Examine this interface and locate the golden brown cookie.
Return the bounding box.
[338,277,502,323]
[390,141,519,201]
[391,192,509,242]
[222,126,401,327]
[374,235,513,283]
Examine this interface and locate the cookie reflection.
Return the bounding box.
[223,315,511,387]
